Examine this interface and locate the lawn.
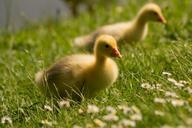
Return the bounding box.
[1,0,192,127]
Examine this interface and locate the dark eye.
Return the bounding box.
[152,11,158,15]
[105,44,110,48]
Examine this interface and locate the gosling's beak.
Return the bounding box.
[158,15,167,24]
[112,48,122,58]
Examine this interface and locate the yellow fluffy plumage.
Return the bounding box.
[35,35,121,101]
[74,3,166,49]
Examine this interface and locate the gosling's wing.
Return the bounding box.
[46,55,94,85]
[99,22,132,41]
[73,22,131,48]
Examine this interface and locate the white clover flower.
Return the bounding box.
[170,99,185,107]
[185,87,192,94]
[106,106,116,114]
[130,113,142,121]
[141,83,161,90]
[41,119,55,127]
[158,88,166,92]
[167,78,185,88]
[154,110,165,116]
[141,83,152,89]
[174,82,185,88]
[155,83,162,89]
[152,84,162,90]
[131,106,141,114]
[78,108,84,114]
[58,100,70,108]
[93,119,106,128]
[179,80,188,85]
[87,104,99,114]
[165,91,178,98]
[1,116,12,125]
[154,98,166,104]
[167,78,177,83]
[119,119,136,127]
[162,71,172,76]
[103,113,119,121]
[118,105,131,114]
[44,105,53,112]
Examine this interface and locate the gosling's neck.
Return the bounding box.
[133,13,148,29]
[94,51,107,66]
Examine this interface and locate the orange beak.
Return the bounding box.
[158,15,167,24]
[112,48,122,58]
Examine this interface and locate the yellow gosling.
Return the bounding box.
[74,3,166,49]
[35,35,121,101]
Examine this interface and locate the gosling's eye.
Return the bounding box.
[105,44,110,48]
[152,12,158,15]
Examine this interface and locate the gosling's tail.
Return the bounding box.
[35,70,45,86]
[73,34,93,48]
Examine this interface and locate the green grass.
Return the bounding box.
[1,0,192,127]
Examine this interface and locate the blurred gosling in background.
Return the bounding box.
[74,3,166,49]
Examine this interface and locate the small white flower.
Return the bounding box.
[93,119,106,128]
[41,119,55,127]
[78,108,84,114]
[103,113,119,121]
[119,119,136,127]
[1,116,12,125]
[118,105,131,114]
[131,106,141,114]
[141,83,161,90]
[162,71,172,76]
[87,104,99,114]
[174,82,185,88]
[106,106,116,114]
[156,83,162,89]
[170,99,185,107]
[154,110,165,116]
[165,91,178,98]
[154,98,166,104]
[167,78,185,88]
[185,87,192,94]
[141,83,152,89]
[58,100,70,108]
[130,113,142,121]
[167,78,177,83]
[44,105,53,112]
[179,80,188,85]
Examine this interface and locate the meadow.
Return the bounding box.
[1,0,192,127]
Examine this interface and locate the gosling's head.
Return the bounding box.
[94,35,122,58]
[138,3,166,24]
